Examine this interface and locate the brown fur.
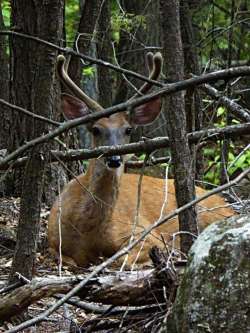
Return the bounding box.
[48,164,235,267]
[49,53,235,268]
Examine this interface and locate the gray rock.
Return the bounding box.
[168,214,250,333]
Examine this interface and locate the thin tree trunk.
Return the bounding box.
[0,0,10,195]
[160,0,198,254]
[96,0,113,107]
[68,0,101,89]
[180,0,204,180]
[0,0,9,150]
[68,0,101,149]
[114,1,167,147]
[9,0,64,283]
[220,0,235,185]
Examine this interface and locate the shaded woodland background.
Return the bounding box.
[0,0,250,331]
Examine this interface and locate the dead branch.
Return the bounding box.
[0,263,178,322]
[200,84,250,122]
[6,168,250,333]
[1,31,250,94]
[0,41,249,169]
[0,99,61,126]
[0,30,162,87]
[0,276,75,322]
[1,122,249,171]
[54,293,165,315]
[125,156,170,169]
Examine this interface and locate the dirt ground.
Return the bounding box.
[0,197,94,332]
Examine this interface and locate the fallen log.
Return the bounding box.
[0,253,180,322]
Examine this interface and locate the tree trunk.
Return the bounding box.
[0,0,10,195]
[68,0,101,89]
[68,0,101,150]
[114,1,168,146]
[7,1,64,205]
[160,0,198,254]
[0,0,9,150]
[180,1,204,180]
[96,0,113,107]
[9,0,64,283]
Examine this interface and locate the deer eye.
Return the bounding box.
[91,126,101,136]
[125,127,133,135]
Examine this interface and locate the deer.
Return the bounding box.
[48,52,235,268]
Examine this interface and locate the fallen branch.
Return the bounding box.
[0,261,178,322]
[6,167,250,333]
[0,276,75,322]
[54,293,165,315]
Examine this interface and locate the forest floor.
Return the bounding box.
[0,183,249,332]
[0,197,167,333]
[0,197,98,333]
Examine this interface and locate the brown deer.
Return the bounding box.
[48,53,235,267]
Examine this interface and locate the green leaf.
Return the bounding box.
[217,106,225,117]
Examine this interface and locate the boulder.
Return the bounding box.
[168,214,250,333]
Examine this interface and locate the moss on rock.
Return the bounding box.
[168,214,250,333]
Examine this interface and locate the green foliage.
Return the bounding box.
[83,66,95,77]
[204,142,250,185]
[112,12,146,33]
[227,149,250,175]
[194,1,250,67]
[203,102,250,184]
[138,153,146,161]
[65,0,80,44]
[111,12,146,42]
[1,0,10,26]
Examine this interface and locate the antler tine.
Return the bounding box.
[130,52,163,100]
[146,52,154,73]
[56,55,103,112]
[64,54,71,73]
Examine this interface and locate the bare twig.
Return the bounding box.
[120,154,149,271]
[0,99,60,126]
[0,36,249,167]
[6,168,249,333]
[0,30,162,87]
[54,294,165,315]
[200,84,250,122]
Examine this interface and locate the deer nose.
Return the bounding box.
[106,156,122,168]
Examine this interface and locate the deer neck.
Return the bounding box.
[85,159,123,221]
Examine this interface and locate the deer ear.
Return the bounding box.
[130,97,161,125]
[62,93,89,120]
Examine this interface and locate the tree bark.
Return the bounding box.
[180,0,204,180]
[0,0,10,195]
[68,0,101,89]
[68,0,101,150]
[160,0,198,254]
[114,1,167,145]
[96,0,113,107]
[0,0,9,150]
[9,0,64,283]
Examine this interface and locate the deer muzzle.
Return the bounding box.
[105,156,122,169]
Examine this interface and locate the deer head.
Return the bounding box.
[56,52,162,168]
